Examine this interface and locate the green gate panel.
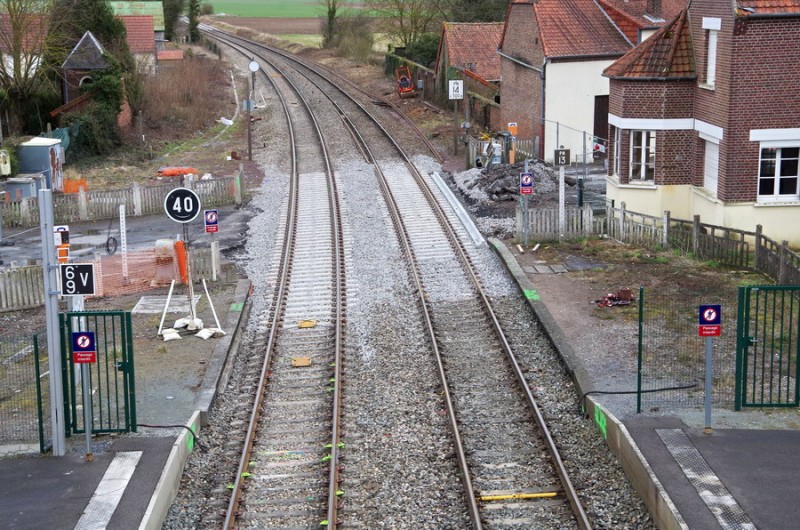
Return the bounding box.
[59,311,136,434]
[736,286,800,409]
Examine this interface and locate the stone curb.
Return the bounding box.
[139,277,252,529]
[487,237,685,530]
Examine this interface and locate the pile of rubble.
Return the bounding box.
[451,160,563,204]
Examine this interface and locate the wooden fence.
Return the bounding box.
[1,176,242,228]
[0,244,223,313]
[517,200,800,285]
[516,204,595,241]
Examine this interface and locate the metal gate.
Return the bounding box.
[736,286,800,409]
[59,311,136,434]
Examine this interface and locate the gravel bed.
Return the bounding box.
[165,35,655,529]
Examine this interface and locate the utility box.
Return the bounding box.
[3,173,45,200]
[18,137,65,191]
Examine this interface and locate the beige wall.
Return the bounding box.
[606,178,800,246]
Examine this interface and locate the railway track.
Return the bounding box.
[205,26,592,529]
[219,37,346,529]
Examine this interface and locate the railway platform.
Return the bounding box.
[491,237,800,530]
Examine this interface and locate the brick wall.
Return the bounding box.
[724,17,800,202]
[499,3,544,151]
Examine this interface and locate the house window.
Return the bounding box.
[630,130,655,180]
[613,127,621,176]
[702,18,720,88]
[703,140,719,196]
[758,146,799,201]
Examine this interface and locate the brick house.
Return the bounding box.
[434,22,504,130]
[603,0,800,245]
[119,15,156,73]
[498,0,684,162]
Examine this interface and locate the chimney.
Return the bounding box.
[647,0,662,18]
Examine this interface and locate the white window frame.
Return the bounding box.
[702,18,720,89]
[756,141,800,203]
[630,130,656,181]
[613,126,622,177]
[703,139,719,196]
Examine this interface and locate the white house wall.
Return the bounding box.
[607,179,800,246]
[543,60,614,163]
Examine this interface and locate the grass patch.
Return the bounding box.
[280,34,323,47]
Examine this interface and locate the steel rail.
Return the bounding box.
[207,27,590,530]
[218,37,346,530]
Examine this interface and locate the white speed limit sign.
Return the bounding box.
[164,187,201,223]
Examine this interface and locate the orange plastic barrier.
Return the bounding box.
[174,240,188,284]
[158,167,199,176]
[62,178,88,193]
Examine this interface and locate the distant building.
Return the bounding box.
[498,0,684,162]
[435,22,504,130]
[603,0,800,245]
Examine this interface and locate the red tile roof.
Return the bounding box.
[157,50,184,61]
[119,15,154,54]
[533,0,631,58]
[737,0,800,15]
[597,0,687,42]
[0,14,49,54]
[440,22,504,81]
[603,9,695,79]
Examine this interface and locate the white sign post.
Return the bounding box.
[554,149,570,242]
[449,80,464,155]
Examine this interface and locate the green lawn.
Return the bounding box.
[211,0,362,18]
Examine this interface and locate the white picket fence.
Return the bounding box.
[1,176,242,228]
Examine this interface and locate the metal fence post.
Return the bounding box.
[637,286,644,413]
[753,224,763,272]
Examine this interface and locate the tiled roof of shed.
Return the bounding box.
[157,49,184,60]
[441,22,504,81]
[0,15,48,54]
[120,16,155,54]
[533,0,631,58]
[737,0,800,15]
[603,9,695,79]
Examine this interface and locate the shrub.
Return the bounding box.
[331,14,375,63]
[62,103,122,160]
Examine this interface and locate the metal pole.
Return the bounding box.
[579,131,586,208]
[523,159,530,247]
[39,189,66,456]
[183,224,197,328]
[559,165,565,242]
[452,99,458,156]
[120,205,128,280]
[704,336,713,433]
[69,296,92,461]
[247,67,255,161]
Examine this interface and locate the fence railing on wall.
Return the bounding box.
[1,176,242,228]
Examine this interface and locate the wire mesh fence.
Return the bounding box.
[0,332,49,453]
[638,286,740,412]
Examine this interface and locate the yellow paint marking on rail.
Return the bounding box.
[478,491,562,502]
[298,319,318,328]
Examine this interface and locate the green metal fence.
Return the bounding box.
[60,311,136,434]
[736,286,800,409]
[637,286,739,412]
[0,331,49,453]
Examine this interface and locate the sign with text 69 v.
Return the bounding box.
[60,264,96,296]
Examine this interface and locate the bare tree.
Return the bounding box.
[319,0,339,49]
[365,0,448,48]
[0,0,55,100]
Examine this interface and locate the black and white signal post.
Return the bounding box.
[164,187,202,327]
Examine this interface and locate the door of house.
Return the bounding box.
[736,286,800,408]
